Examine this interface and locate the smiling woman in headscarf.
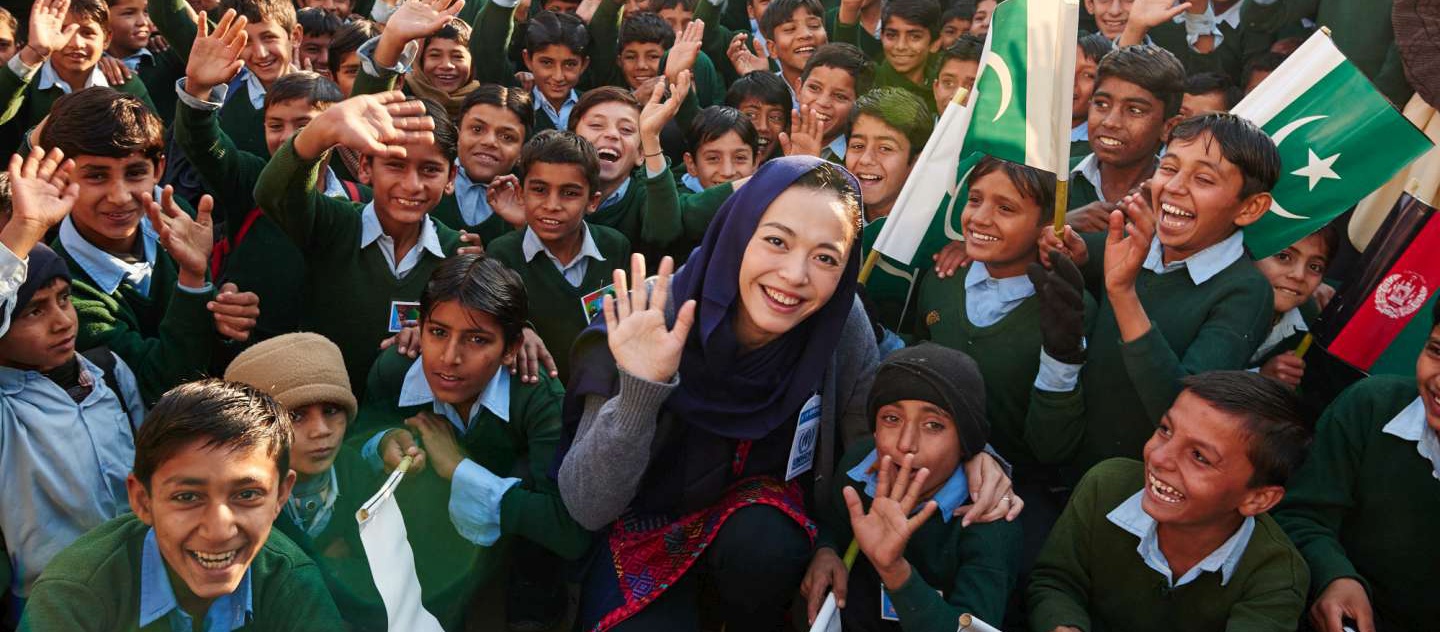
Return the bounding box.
[556,156,1015,631]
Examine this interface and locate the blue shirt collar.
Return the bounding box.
[1106,491,1254,587]
[57,210,160,296]
[453,164,497,226]
[398,355,511,432]
[242,69,266,110]
[521,223,606,267]
[1382,397,1440,481]
[1251,307,1309,363]
[680,172,706,193]
[358,203,447,275]
[1141,231,1246,285]
[139,528,254,631]
[37,59,109,92]
[122,48,154,71]
[1071,121,1089,143]
[846,449,970,523]
[321,167,347,199]
[964,262,1036,301]
[532,87,579,129]
[600,177,632,210]
[826,135,848,161]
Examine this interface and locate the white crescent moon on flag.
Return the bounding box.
[985,54,1013,123]
[1265,114,1328,220]
[942,162,978,241]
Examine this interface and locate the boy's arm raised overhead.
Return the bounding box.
[1119,0,1218,54]
[0,147,79,338]
[635,71,688,249]
[0,0,78,126]
[469,0,519,85]
[352,0,465,96]
[147,0,200,60]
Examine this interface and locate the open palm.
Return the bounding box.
[604,254,695,384]
[8,147,78,231]
[1103,192,1156,294]
[332,92,437,158]
[845,454,937,573]
[386,0,465,42]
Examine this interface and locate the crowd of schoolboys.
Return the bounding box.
[0,0,1431,629]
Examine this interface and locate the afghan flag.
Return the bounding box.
[1232,30,1434,259]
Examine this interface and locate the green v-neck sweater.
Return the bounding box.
[487,223,631,381]
[590,166,683,262]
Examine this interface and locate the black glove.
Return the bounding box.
[1027,250,1087,365]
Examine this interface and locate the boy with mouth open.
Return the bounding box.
[837,0,942,111]
[792,42,872,163]
[725,70,791,163]
[1028,370,1312,631]
[19,379,345,631]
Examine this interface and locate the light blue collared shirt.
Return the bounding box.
[825,135,848,161]
[521,224,606,287]
[122,48,154,72]
[1071,121,1089,143]
[748,18,770,57]
[320,167,348,198]
[241,69,266,110]
[398,354,511,431]
[1141,231,1246,286]
[680,172,705,194]
[57,214,160,297]
[139,529,254,632]
[964,262,1035,328]
[1106,491,1255,588]
[36,59,109,93]
[600,177,632,210]
[358,204,447,280]
[1251,307,1308,363]
[1382,397,1440,481]
[453,166,497,227]
[847,449,969,523]
[533,87,579,130]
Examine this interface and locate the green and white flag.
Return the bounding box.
[1233,31,1433,258]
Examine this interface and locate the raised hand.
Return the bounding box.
[383,0,465,44]
[208,282,260,342]
[844,453,937,588]
[507,327,558,384]
[779,105,824,157]
[1102,190,1156,295]
[294,91,437,160]
[576,0,602,24]
[1064,200,1115,233]
[604,254,696,383]
[639,70,691,140]
[727,33,769,76]
[185,9,248,96]
[97,56,134,86]
[1038,224,1087,269]
[484,174,528,227]
[664,19,704,83]
[2,147,78,259]
[22,0,80,64]
[1128,0,1193,29]
[513,0,531,23]
[1027,250,1087,364]
[405,412,465,480]
[143,187,215,289]
[455,230,486,256]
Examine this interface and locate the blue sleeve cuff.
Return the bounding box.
[1180,7,1223,50]
[357,35,416,78]
[448,459,522,546]
[174,78,228,110]
[361,430,391,472]
[1034,346,1083,393]
[175,282,213,295]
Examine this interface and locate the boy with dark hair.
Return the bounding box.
[681,105,758,194]
[837,0,940,107]
[1070,31,1113,159]
[794,41,872,162]
[472,4,590,132]
[0,8,18,64]
[757,0,826,96]
[439,85,534,242]
[255,91,461,393]
[106,0,184,125]
[591,10,723,107]
[1250,227,1335,388]
[0,0,156,155]
[19,379,345,630]
[939,1,974,49]
[968,0,995,35]
[1272,301,1440,632]
[486,130,630,381]
[847,86,931,224]
[177,14,365,346]
[655,0,695,34]
[327,18,377,96]
[725,69,790,162]
[933,33,982,115]
[39,88,242,404]
[1034,113,1278,478]
[296,6,342,80]
[1029,370,1313,631]
[1179,70,1240,119]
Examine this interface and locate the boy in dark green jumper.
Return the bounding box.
[39,88,248,404]
[826,0,881,59]
[19,379,345,631]
[793,42,873,163]
[358,255,588,629]
[1250,226,1334,388]
[588,9,726,108]
[1034,113,1277,478]
[1068,33,1112,161]
[804,344,1022,630]
[148,0,301,156]
[1028,371,1312,632]
[674,105,755,252]
[837,0,940,110]
[932,34,981,116]
[177,14,367,344]
[106,0,184,125]
[254,91,461,393]
[1272,303,1440,632]
[471,5,591,133]
[725,69,792,162]
[568,83,686,260]
[1065,44,1183,233]
[488,131,630,381]
[0,0,157,156]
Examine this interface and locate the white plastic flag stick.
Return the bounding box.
[808,593,843,632]
[357,456,445,632]
[958,612,1002,632]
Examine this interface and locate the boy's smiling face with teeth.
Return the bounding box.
[1088,76,1170,170]
[1254,232,1330,314]
[1141,390,1272,530]
[1150,131,1268,264]
[241,19,299,88]
[767,7,826,76]
[1417,327,1440,434]
[575,101,642,188]
[960,168,1044,276]
[845,113,913,222]
[798,66,857,142]
[364,140,455,227]
[421,37,472,94]
[458,104,526,185]
[521,161,601,249]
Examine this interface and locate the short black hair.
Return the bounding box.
[132,380,292,488]
[459,84,534,132]
[568,85,640,131]
[1167,113,1280,199]
[968,155,1058,224]
[520,129,602,194]
[1243,51,1286,87]
[1184,71,1241,110]
[328,19,379,77]
[264,71,343,110]
[418,97,459,163]
[421,254,529,344]
[654,0,695,12]
[1077,31,1113,63]
[526,10,589,57]
[68,0,108,30]
[422,16,472,51]
[882,0,941,39]
[726,71,793,129]
[937,33,984,65]
[620,11,675,50]
[1178,371,1312,488]
[687,106,760,155]
[296,6,342,37]
[801,43,875,97]
[942,0,975,24]
[852,87,933,160]
[1095,44,1186,118]
[221,0,297,33]
[40,87,165,164]
[758,0,823,41]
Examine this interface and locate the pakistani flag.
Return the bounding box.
[1233,31,1433,258]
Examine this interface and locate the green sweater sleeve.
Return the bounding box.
[71,276,216,404]
[890,520,1019,632]
[351,62,400,97]
[588,0,624,87]
[1022,386,1088,465]
[679,181,736,242]
[173,99,266,228]
[470,0,519,86]
[17,578,110,631]
[498,378,591,561]
[254,137,357,252]
[0,62,33,126]
[694,0,743,81]
[1027,463,1100,632]
[148,0,200,60]
[640,162,683,250]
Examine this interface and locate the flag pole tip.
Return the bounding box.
[1319,25,1331,36]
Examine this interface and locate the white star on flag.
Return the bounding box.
[1292,148,1341,191]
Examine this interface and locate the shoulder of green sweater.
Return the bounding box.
[33,513,149,586]
[1239,513,1310,585]
[510,368,564,415]
[1075,457,1145,509]
[589,222,632,255]
[1323,375,1417,431]
[486,230,526,265]
[254,523,323,575]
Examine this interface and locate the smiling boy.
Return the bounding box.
[846,86,931,225]
[758,0,826,97]
[106,0,184,125]
[473,6,590,133]
[797,42,872,162]
[725,70,791,162]
[1028,371,1312,632]
[1069,32,1112,159]
[1250,227,1334,388]
[19,380,344,631]
[839,0,940,108]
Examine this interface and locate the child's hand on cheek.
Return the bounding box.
[144,187,215,289]
[846,453,937,590]
[380,428,429,474]
[405,412,465,480]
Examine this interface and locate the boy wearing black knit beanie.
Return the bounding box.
[802,343,1022,631]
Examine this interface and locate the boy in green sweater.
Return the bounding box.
[487,130,630,381]
[1028,370,1312,632]
[837,0,940,109]
[1249,226,1334,388]
[1271,302,1440,632]
[791,42,873,163]
[254,90,461,393]
[106,0,184,125]
[675,105,756,250]
[725,69,791,162]
[471,6,590,133]
[1035,113,1276,475]
[804,343,1023,630]
[358,254,588,629]
[19,379,345,631]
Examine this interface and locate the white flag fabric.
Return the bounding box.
[871,95,979,263]
[808,593,843,632]
[357,467,445,632]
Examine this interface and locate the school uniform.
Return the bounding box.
[1067,154,1161,210]
[18,513,344,631]
[435,168,516,244]
[590,162,684,262]
[254,138,461,394]
[1069,123,1091,161]
[351,350,588,629]
[871,61,936,114]
[1028,458,1309,632]
[488,223,630,381]
[1273,376,1440,631]
[1028,231,1272,475]
[51,213,216,405]
[0,55,158,156]
[828,9,884,60]
[124,47,186,127]
[469,0,599,130]
[1248,301,1318,369]
[676,181,737,258]
[694,0,780,82]
[1242,0,1408,103]
[817,438,1022,630]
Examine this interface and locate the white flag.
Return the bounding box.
[871,95,979,264]
[357,467,445,632]
[808,593,843,632]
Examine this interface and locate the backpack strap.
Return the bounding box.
[80,346,136,431]
[341,179,362,202]
[210,206,267,281]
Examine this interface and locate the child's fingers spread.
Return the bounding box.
[841,485,865,521]
[911,499,940,527]
[902,468,930,508]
